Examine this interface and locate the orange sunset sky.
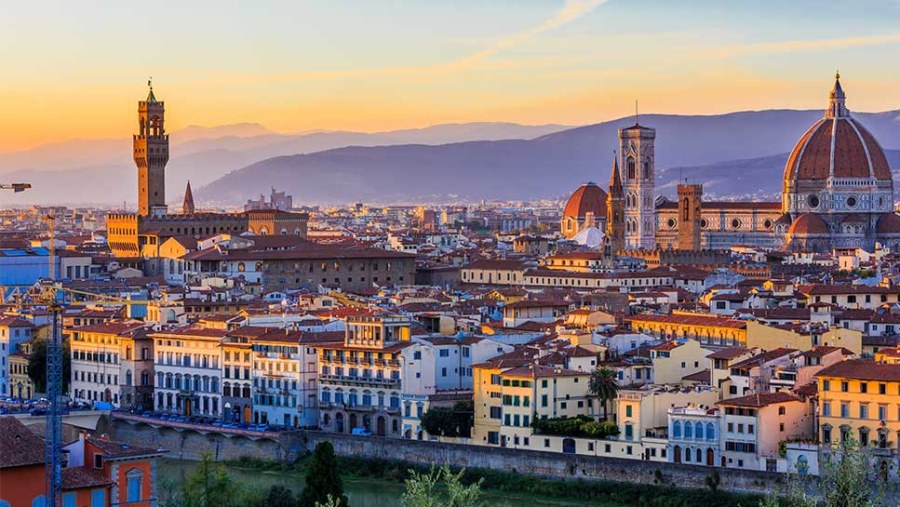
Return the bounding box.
[1,0,899,152]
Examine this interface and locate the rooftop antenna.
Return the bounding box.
[635,100,639,126]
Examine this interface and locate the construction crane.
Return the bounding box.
[0,182,31,192]
[43,213,64,507]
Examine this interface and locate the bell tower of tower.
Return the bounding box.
[134,80,169,217]
[619,120,657,249]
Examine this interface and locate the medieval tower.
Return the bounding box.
[134,81,169,217]
[606,154,625,253]
[619,123,657,249]
[676,183,703,250]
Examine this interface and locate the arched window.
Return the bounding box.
[32,496,47,507]
[126,469,144,503]
[684,422,693,439]
[706,423,715,440]
[672,421,682,438]
[627,157,636,180]
[682,198,690,221]
[695,422,704,440]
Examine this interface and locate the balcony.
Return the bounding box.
[319,374,400,388]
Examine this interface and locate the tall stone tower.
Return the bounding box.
[606,154,625,253]
[676,183,703,251]
[134,81,169,217]
[619,123,657,249]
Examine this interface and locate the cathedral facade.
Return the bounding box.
[107,84,308,259]
[561,75,899,253]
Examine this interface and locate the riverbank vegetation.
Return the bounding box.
[223,451,763,507]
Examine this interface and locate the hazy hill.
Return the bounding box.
[196,110,900,205]
[0,122,570,205]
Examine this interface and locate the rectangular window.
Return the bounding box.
[63,493,77,507]
[91,489,107,507]
[625,405,632,417]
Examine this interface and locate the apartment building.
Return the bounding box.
[152,325,227,417]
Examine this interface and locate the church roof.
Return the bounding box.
[563,183,607,219]
[784,75,891,184]
[877,213,900,235]
[787,213,829,236]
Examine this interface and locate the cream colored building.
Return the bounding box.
[649,339,712,385]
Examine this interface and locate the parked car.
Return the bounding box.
[351,427,372,437]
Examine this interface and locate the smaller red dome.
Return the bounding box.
[877,213,900,235]
[563,183,608,219]
[788,214,829,235]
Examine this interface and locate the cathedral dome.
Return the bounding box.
[784,75,891,185]
[877,213,900,235]
[563,182,608,219]
[787,213,829,236]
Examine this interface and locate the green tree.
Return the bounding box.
[759,437,883,507]
[298,441,349,507]
[27,337,70,395]
[256,485,296,507]
[182,453,239,507]
[401,465,484,507]
[420,401,473,438]
[588,367,619,422]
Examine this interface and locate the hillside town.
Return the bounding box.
[3,72,900,505]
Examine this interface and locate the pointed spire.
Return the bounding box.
[182,181,195,215]
[826,71,847,118]
[609,151,623,196]
[147,77,158,103]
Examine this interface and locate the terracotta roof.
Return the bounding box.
[563,183,608,219]
[682,369,710,383]
[0,317,33,328]
[817,359,900,382]
[877,214,900,235]
[730,348,797,369]
[626,313,746,330]
[0,417,45,468]
[717,391,801,408]
[62,467,114,491]
[785,109,891,182]
[706,347,753,360]
[86,436,165,459]
[788,214,829,236]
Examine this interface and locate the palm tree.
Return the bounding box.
[589,367,620,422]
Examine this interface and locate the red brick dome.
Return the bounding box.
[563,182,607,219]
[877,213,900,235]
[788,213,829,235]
[784,75,891,185]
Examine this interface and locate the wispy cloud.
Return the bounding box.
[198,1,609,86]
[449,0,609,69]
[701,32,900,59]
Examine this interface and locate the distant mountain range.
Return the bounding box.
[3,109,900,206]
[196,109,900,205]
[0,122,570,206]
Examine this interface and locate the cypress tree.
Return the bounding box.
[298,441,349,507]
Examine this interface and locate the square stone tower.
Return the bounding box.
[134,82,169,217]
[619,123,657,249]
[676,184,703,251]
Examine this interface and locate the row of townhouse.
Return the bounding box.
[67,313,515,436]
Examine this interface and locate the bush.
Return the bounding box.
[420,401,473,438]
[531,415,619,439]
